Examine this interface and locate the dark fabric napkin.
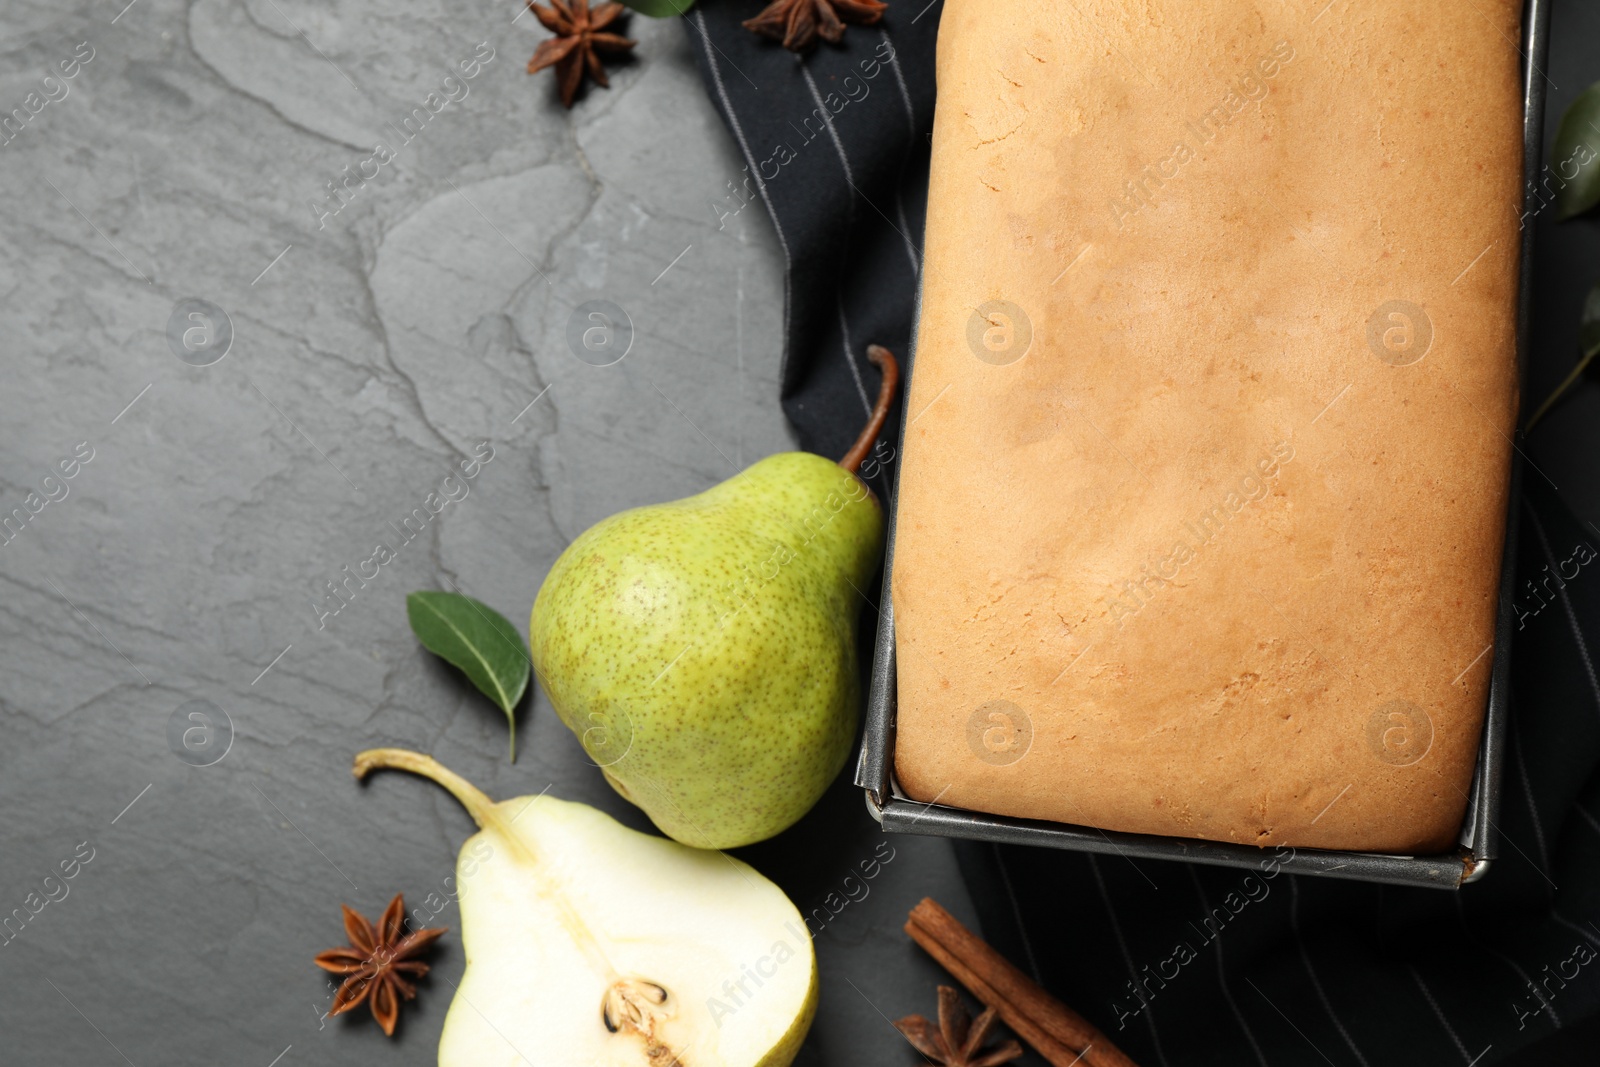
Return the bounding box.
[685,4,1600,1064]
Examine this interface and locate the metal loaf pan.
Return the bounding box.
[856,0,1551,890]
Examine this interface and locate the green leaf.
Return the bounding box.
[618,0,695,16]
[406,591,531,761]
[1552,81,1600,220]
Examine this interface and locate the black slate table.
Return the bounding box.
[0,2,970,1064]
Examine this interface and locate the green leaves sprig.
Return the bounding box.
[1526,283,1600,432]
[1525,84,1600,430]
[1552,81,1600,221]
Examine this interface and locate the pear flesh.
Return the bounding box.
[353,749,817,1066]
[531,450,884,849]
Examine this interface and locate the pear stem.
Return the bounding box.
[839,344,900,474]
[354,748,502,828]
[352,747,627,988]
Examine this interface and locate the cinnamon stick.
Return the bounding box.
[906,897,1140,1067]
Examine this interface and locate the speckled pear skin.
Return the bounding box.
[531,451,884,849]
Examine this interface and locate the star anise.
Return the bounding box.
[894,986,1024,1067]
[314,894,447,1036]
[526,0,636,109]
[742,0,888,52]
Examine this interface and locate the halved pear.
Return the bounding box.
[353,748,816,1066]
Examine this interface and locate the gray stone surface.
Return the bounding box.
[0,2,970,1064]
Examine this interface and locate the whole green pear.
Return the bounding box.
[532,348,898,849]
[531,449,884,849]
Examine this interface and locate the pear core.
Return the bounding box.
[353,748,817,1066]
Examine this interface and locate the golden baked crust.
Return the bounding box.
[891,0,1523,854]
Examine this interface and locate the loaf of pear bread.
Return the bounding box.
[891,0,1523,853]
